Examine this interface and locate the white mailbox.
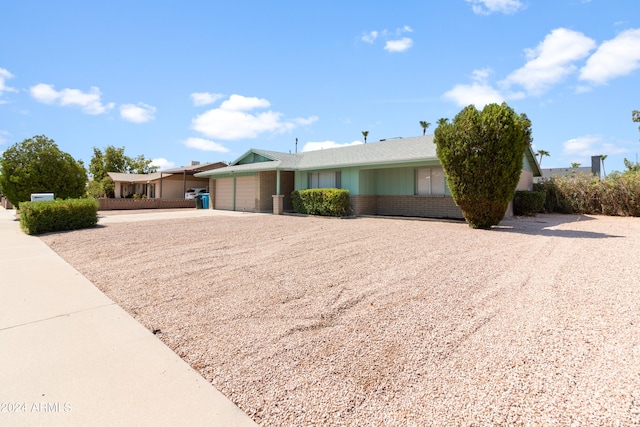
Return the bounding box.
[30,193,54,202]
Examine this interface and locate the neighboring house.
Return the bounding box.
[108,161,226,199]
[195,136,541,219]
[536,156,602,182]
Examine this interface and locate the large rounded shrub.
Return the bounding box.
[434,103,532,229]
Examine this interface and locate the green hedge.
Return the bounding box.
[513,190,546,216]
[291,188,350,217]
[20,198,99,235]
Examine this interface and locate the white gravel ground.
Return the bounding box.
[40,212,640,426]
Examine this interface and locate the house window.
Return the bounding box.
[309,171,341,189]
[416,168,445,195]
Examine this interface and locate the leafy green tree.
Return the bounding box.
[536,149,550,167]
[633,110,640,133]
[624,158,640,174]
[570,162,581,168]
[88,145,157,197]
[434,103,532,229]
[0,135,87,207]
[419,120,431,136]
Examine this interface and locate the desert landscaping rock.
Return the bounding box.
[40,213,640,426]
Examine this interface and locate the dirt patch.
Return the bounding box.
[40,213,640,425]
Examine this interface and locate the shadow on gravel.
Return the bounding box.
[493,213,623,239]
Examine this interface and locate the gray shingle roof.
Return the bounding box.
[196,136,438,177]
[107,172,170,182]
[539,167,594,179]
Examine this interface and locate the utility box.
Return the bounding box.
[30,193,54,202]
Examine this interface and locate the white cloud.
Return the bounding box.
[580,28,640,85]
[181,137,230,153]
[562,135,629,166]
[0,129,9,145]
[443,82,504,108]
[563,135,602,156]
[191,92,224,106]
[191,94,315,140]
[293,115,319,125]
[0,68,17,100]
[151,158,175,170]
[361,30,378,43]
[384,37,413,53]
[30,83,59,103]
[471,68,493,81]
[399,25,413,34]
[30,83,115,114]
[220,94,271,111]
[466,0,524,15]
[362,26,413,52]
[302,140,363,152]
[444,67,507,108]
[501,28,596,96]
[564,135,629,156]
[120,103,156,123]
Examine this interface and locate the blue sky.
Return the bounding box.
[1,0,640,174]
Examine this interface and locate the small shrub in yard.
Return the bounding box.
[20,198,99,235]
[291,188,350,216]
[514,190,546,216]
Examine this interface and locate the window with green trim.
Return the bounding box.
[309,171,341,188]
[416,168,445,195]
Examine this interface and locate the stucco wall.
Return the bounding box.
[516,170,534,191]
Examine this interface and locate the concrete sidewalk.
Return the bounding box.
[0,207,257,426]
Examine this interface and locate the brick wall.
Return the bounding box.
[351,195,463,219]
[1,196,13,209]
[257,171,295,213]
[280,171,295,211]
[98,198,196,210]
[257,171,276,212]
[350,195,377,216]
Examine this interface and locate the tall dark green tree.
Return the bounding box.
[0,135,87,207]
[434,103,532,229]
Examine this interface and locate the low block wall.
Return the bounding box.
[98,198,196,210]
[351,195,463,220]
[1,196,13,210]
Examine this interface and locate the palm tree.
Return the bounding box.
[571,162,581,168]
[437,118,449,127]
[536,149,550,167]
[601,154,608,179]
[419,121,431,136]
[362,130,368,144]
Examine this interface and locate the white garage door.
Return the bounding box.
[235,176,256,212]
[214,178,233,210]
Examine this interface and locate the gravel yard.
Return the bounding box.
[40,212,640,426]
